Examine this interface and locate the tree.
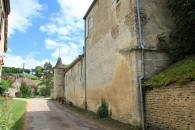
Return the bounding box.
[41,62,53,96]
[39,86,46,96]
[2,67,23,75]
[166,0,195,61]
[24,69,30,74]
[0,79,10,94]
[43,63,53,74]
[34,66,43,78]
[20,82,31,96]
[15,82,32,97]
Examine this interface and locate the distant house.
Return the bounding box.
[0,0,10,80]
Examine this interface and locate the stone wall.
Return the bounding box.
[144,81,195,130]
[64,56,85,109]
[139,0,174,78]
[85,0,142,126]
[84,0,173,126]
[53,0,174,128]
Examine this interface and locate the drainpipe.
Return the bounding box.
[84,20,87,111]
[136,0,145,129]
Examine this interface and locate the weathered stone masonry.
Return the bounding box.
[64,55,85,109]
[51,0,195,129]
[144,81,195,130]
[53,58,65,99]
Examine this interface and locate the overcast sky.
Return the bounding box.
[5,0,93,69]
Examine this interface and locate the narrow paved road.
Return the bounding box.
[24,98,104,130]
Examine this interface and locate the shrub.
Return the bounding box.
[97,98,112,119]
[15,82,32,98]
[39,86,46,96]
[0,79,10,94]
[15,92,22,98]
[20,82,32,97]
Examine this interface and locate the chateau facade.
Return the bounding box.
[52,0,173,128]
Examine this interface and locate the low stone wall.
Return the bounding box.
[144,81,195,130]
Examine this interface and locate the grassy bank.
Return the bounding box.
[144,56,195,87]
[0,98,26,130]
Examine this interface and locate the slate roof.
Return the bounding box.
[54,57,64,69]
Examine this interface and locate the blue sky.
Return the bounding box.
[5,0,92,69]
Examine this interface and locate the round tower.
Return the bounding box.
[53,57,65,99]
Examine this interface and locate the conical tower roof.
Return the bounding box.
[54,57,64,69]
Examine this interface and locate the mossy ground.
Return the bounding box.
[144,56,195,87]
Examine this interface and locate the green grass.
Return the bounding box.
[33,80,41,86]
[18,74,38,80]
[0,98,26,130]
[143,56,195,87]
[33,80,45,88]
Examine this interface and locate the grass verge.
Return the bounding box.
[0,97,26,130]
[143,56,195,87]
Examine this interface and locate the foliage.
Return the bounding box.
[20,82,32,97]
[143,56,195,87]
[165,0,195,61]
[43,63,53,74]
[40,62,53,96]
[2,67,31,74]
[15,91,22,98]
[18,74,38,80]
[15,82,32,98]
[97,98,112,119]
[0,79,10,94]
[64,64,67,68]
[39,86,46,96]
[34,66,43,78]
[0,98,26,130]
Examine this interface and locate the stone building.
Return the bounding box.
[53,57,65,99]
[0,0,10,80]
[53,0,174,128]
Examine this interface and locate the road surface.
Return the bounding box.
[24,98,104,130]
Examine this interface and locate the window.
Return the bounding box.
[88,15,93,35]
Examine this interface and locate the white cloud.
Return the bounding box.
[8,0,42,36]
[45,39,81,65]
[40,0,92,64]
[45,39,61,50]
[4,53,55,69]
[7,48,12,52]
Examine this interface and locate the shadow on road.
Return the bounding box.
[23,98,104,130]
